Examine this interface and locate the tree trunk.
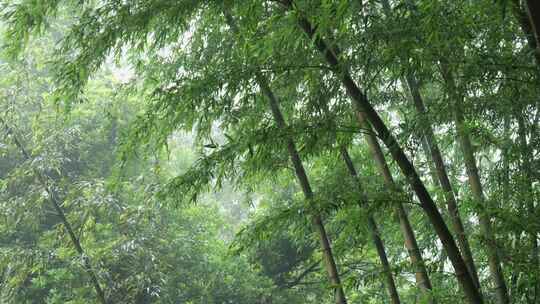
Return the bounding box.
[357,2,437,296]
[340,147,401,304]
[281,3,483,302]
[378,3,480,288]
[223,11,347,303]
[439,62,509,304]
[405,73,481,289]
[525,0,540,51]
[258,73,347,304]
[368,1,463,298]
[1,117,108,304]
[356,113,434,300]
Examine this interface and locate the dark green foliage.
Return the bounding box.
[1,0,539,303]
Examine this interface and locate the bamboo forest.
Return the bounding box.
[0,0,539,303]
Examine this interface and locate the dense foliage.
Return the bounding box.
[0,0,538,303]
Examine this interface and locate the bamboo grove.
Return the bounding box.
[0,0,539,303]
